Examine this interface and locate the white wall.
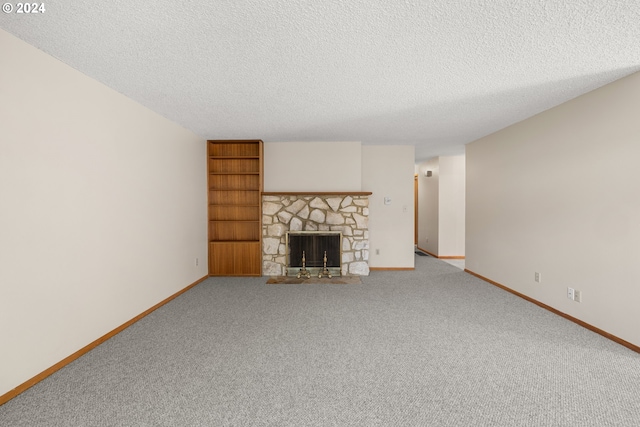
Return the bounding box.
[264,141,362,191]
[466,71,640,347]
[0,30,208,396]
[362,146,415,268]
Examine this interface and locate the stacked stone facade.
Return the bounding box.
[262,194,370,276]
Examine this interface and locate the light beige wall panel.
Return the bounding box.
[416,158,439,254]
[264,141,362,191]
[362,145,415,268]
[438,155,466,256]
[466,71,640,347]
[0,30,207,396]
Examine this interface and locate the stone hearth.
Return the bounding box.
[262,193,371,276]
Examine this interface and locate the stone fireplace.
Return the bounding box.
[262,192,371,276]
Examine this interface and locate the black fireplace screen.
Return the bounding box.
[287,232,341,268]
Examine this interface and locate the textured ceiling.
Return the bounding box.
[2,1,639,161]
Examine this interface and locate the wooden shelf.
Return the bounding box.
[209,221,260,241]
[211,240,261,243]
[209,142,260,157]
[209,172,260,175]
[209,156,260,159]
[209,203,260,208]
[207,140,263,276]
[209,174,260,190]
[208,190,260,205]
[209,206,260,221]
[208,158,260,174]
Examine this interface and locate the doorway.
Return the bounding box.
[414,174,418,245]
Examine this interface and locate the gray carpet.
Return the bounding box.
[2,256,639,426]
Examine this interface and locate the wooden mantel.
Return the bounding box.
[262,191,372,196]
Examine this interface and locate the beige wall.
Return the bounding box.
[416,155,465,257]
[264,141,362,191]
[466,71,640,347]
[362,145,415,268]
[0,30,208,396]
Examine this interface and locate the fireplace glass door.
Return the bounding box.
[286,232,342,276]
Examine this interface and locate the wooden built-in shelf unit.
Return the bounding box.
[207,140,263,276]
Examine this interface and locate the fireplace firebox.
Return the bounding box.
[286,231,342,278]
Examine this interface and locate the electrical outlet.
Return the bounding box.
[375,249,380,255]
[567,287,575,300]
[534,272,541,283]
[195,258,199,266]
[574,290,582,303]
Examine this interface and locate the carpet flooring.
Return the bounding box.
[1,255,639,426]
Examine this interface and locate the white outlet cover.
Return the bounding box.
[574,290,582,302]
